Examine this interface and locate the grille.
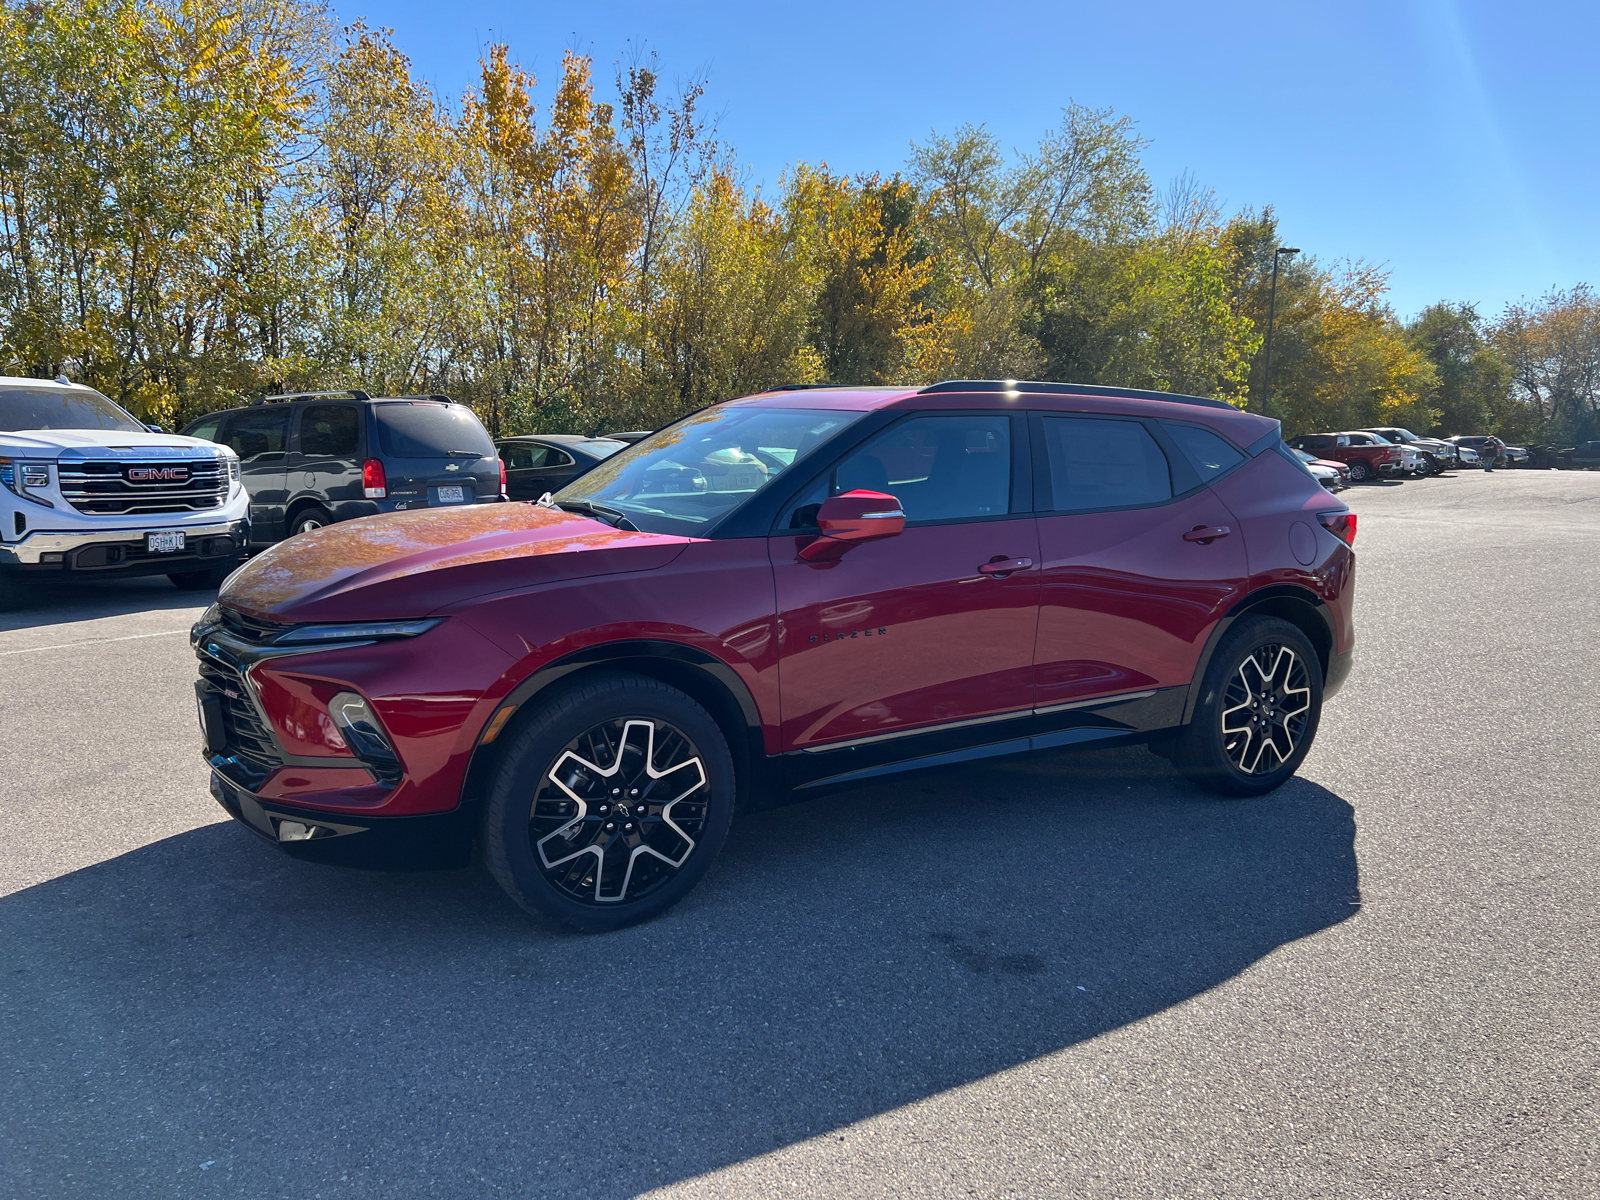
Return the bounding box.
[220,607,292,643]
[59,458,228,515]
[198,657,281,771]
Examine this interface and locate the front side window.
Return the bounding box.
[784,414,1013,528]
[185,415,223,443]
[224,408,290,461]
[0,385,145,433]
[1041,416,1171,511]
[557,406,866,537]
[299,405,360,457]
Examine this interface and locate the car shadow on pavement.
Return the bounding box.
[0,575,215,634]
[1,746,1359,1198]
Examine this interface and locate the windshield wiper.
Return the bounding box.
[445,449,483,457]
[556,499,640,532]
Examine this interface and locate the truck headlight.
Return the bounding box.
[0,458,55,507]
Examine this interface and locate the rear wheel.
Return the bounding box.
[1346,460,1371,483]
[482,671,735,932]
[1174,616,1324,797]
[290,505,332,536]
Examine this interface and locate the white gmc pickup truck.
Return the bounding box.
[0,375,250,607]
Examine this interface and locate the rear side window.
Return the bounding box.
[499,442,548,470]
[374,402,494,459]
[223,408,289,460]
[1163,422,1245,482]
[1041,416,1171,510]
[299,405,360,457]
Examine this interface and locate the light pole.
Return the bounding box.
[1260,246,1299,414]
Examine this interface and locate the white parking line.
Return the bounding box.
[0,628,190,657]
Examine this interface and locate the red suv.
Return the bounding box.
[192,382,1357,930]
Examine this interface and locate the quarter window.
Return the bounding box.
[1041,416,1172,510]
[1164,422,1245,482]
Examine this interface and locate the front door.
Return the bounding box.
[1030,413,1250,713]
[771,413,1039,758]
[220,406,291,542]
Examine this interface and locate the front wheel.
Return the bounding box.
[1173,616,1324,797]
[482,671,735,932]
[1346,460,1371,483]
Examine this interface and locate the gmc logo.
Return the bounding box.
[127,466,188,483]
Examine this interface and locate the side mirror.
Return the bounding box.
[797,490,905,562]
[147,424,164,434]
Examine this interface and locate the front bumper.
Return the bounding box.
[209,770,474,868]
[1,518,249,575]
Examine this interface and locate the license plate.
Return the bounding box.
[147,531,185,553]
[436,485,465,504]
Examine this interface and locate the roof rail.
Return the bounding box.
[917,379,1238,412]
[768,383,832,392]
[378,394,455,403]
[251,389,372,406]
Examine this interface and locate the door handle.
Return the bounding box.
[978,557,1034,576]
[1183,525,1231,543]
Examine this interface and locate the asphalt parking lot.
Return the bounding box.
[3,468,1597,1199]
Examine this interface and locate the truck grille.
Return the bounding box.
[198,657,281,772]
[59,458,228,514]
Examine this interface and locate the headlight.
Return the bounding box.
[273,618,442,645]
[0,457,56,506]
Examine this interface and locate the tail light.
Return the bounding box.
[500,457,507,497]
[363,458,387,499]
[1386,448,1400,463]
[1317,511,1357,546]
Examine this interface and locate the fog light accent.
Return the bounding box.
[327,691,403,783]
[277,821,318,842]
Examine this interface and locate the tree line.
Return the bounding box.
[3,0,1597,444]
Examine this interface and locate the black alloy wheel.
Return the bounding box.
[482,671,735,932]
[1173,616,1324,797]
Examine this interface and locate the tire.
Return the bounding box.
[168,554,241,591]
[482,671,736,932]
[1173,616,1324,797]
[1346,460,1371,483]
[290,505,332,536]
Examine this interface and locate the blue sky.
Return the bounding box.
[346,0,1596,321]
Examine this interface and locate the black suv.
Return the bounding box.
[181,391,503,543]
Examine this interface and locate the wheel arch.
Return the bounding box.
[284,496,331,533]
[1180,585,1335,725]
[458,640,775,817]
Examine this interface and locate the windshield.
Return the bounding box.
[374,402,494,458]
[556,406,867,536]
[1365,433,1393,444]
[1293,449,1318,463]
[0,385,145,433]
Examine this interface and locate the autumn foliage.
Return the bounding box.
[2,0,1594,442]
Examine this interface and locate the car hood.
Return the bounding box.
[1311,458,1348,472]
[221,503,694,623]
[0,428,223,455]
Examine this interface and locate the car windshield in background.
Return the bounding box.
[555,407,866,536]
[374,402,495,458]
[1365,433,1393,444]
[0,386,145,433]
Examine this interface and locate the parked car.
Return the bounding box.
[1285,431,1401,482]
[1360,426,1459,473]
[1560,440,1600,469]
[181,390,503,543]
[192,379,1357,931]
[496,434,628,501]
[1290,447,1347,490]
[1446,435,1528,469]
[1,375,250,606]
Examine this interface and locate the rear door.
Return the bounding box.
[219,407,291,541]
[290,403,364,516]
[1030,412,1250,713]
[372,401,499,508]
[770,412,1039,757]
